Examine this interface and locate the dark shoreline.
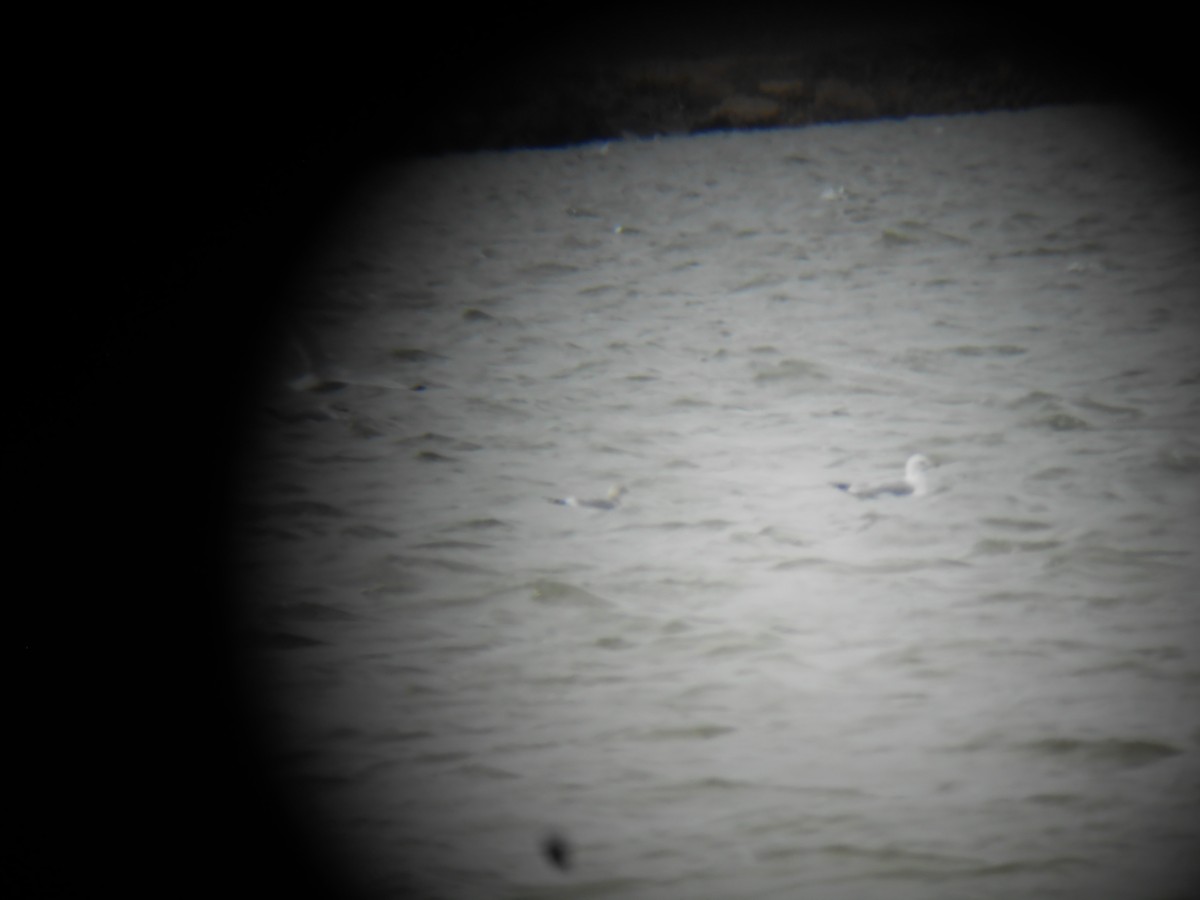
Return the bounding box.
[430,23,1127,154]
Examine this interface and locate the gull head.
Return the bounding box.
[905,454,933,478]
[607,484,629,502]
[905,454,933,494]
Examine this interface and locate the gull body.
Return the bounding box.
[834,454,933,499]
[550,484,628,510]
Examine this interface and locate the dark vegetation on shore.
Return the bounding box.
[431,21,1127,153]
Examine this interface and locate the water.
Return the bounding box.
[232,105,1200,898]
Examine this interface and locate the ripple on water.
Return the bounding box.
[528,579,613,609]
[1020,737,1183,770]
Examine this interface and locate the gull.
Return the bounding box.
[833,454,933,499]
[549,484,628,510]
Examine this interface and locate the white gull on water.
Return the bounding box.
[548,484,628,509]
[833,453,933,498]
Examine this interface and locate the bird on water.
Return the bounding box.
[833,454,933,499]
[548,484,628,510]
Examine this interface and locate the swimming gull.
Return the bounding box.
[549,484,628,510]
[833,454,933,499]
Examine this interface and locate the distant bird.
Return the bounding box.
[549,484,628,510]
[541,832,572,871]
[833,454,933,499]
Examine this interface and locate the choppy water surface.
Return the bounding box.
[233,106,1200,898]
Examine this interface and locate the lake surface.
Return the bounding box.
[232,105,1200,898]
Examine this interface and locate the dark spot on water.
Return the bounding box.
[542,832,572,871]
[414,450,456,462]
[1023,737,1182,768]
[391,347,444,363]
[752,358,828,383]
[521,261,580,278]
[399,432,483,452]
[1031,411,1090,431]
[450,517,510,531]
[948,344,1027,357]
